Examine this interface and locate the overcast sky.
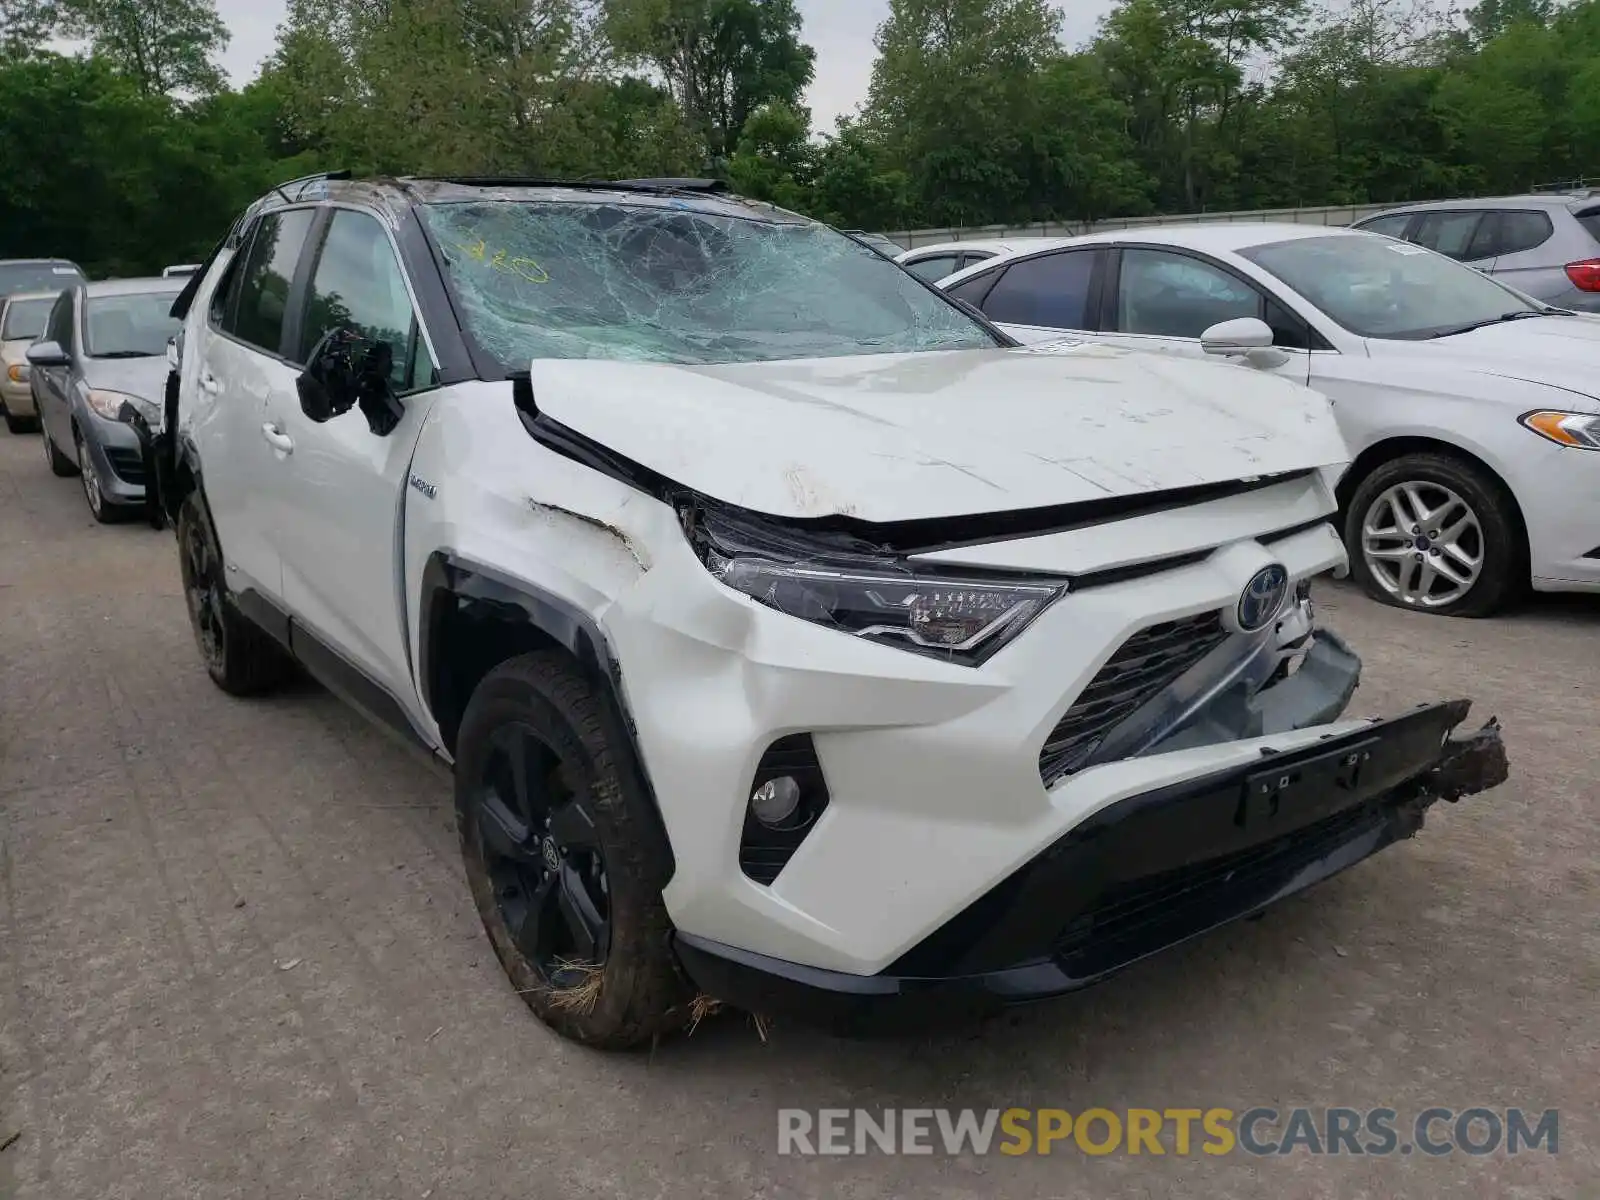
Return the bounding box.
[212,0,1117,133]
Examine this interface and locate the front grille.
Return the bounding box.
[1053,802,1383,977]
[104,446,146,484]
[1039,612,1229,784]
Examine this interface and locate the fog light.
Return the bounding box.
[750,775,801,827]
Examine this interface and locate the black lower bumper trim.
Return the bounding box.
[675,700,1506,1035]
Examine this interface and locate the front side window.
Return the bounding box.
[904,254,960,282]
[421,199,996,369]
[1116,248,1259,338]
[299,209,424,388]
[47,291,73,352]
[225,208,317,355]
[85,291,183,358]
[1412,211,1485,260]
[1,297,53,341]
[981,251,1098,329]
[1241,234,1540,340]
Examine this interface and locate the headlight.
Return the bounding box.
[690,509,1067,666]
[6,363,28,383]
[86,389,139,421]
[1520,410,1600,450]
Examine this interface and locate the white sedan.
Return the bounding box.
[935,223,1600,617]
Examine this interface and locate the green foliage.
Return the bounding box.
[6,0,1600,273]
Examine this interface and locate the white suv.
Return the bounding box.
[144,173,1507,1048]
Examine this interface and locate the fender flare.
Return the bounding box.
[419,551,676,877]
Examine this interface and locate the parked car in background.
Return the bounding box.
[842,230,905,258]
[1351,191,1600,311]
[895,238,1050,282]
[937,224,1600,617]
[162,264,201,278]
[0,290,55,432]
[141,173,1507,1050]
[27,276,182,522]
[0,257,85,300]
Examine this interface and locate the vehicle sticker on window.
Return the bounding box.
[52,267,77,274]
[1386,244,1427,255]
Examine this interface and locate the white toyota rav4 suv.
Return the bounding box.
[143,173,1507,1048]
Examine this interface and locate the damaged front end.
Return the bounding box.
[677,697,1508,1035]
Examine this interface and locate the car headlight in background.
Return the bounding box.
[6,363,29,384]
[85,389,140,421]
[1520,410,1600,450]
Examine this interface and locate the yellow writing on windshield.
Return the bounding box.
[452,239,549,284]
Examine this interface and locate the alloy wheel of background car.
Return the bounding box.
[455,652,689,1049]
[1345,452,1522,618]
[1361,481,1483,608]
[73,428,112,523]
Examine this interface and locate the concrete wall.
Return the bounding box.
[885,202,1401,249]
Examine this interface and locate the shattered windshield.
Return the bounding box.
[420,199,996,368]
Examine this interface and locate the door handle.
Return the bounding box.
[261,423,294,454]
[199,371,221,394]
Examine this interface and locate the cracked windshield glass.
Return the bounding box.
[421,199,996,367]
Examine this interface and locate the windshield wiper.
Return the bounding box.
[90,350,157,359]
[1430,310,1550,339]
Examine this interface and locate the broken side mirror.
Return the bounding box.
[297,329,405,436]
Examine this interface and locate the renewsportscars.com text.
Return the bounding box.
[777,1106,1560,1157]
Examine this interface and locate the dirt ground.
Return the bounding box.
[1,427,1596,1200]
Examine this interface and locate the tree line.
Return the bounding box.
[1,0,1597,276]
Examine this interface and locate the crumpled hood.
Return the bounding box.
[1367,315,1600,404]
[530,343,1350,522]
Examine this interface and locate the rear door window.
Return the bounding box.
[221,208,317,356]
[1412,211,1486,260]
[1356,214,1413,239]
[980,250,1099,329]
[904,254,960,282]
[1489,210,1554,257]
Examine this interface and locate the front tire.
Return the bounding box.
[1344,452,1523,617]
[455,652,690,1049]
[176,490,293,695]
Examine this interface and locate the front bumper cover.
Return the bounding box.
[675,698,1507,1034]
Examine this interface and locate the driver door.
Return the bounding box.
[270,206,440,718]
[1092,246,1312,385]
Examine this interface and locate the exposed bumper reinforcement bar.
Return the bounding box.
[675,699,1508,1035]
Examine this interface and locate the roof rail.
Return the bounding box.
[610,177,728,192]
[402,175,730,195]
[270,169,352,204]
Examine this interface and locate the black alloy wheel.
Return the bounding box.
[472,721,612,980]
[179,497,227,675]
